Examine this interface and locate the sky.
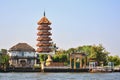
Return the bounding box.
[0,0,120,56]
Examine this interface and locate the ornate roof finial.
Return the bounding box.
[37,11,51,25]
[44,11,45,16]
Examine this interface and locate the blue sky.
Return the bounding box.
[0,0,120,56]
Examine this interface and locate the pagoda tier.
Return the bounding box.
[36,43,51,47]
[36,12,52,53]
[37,41,51,44]
[36,48,51,52]
[37,32,51,36]
[37,37,52,41]
[37,25,51,30]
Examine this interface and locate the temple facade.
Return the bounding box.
[36,12,52,54]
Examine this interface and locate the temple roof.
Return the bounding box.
[37,16,51,25]
[9,43,35,52]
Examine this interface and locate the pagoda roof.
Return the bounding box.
[37,32,51,36]
[9,43,35,52]
[37,16,51,25]
[36,48,51,52]
[37,25,51,30]
[37,37,52,41]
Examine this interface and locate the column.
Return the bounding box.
[74,58,76,69]
[83,57,86,68]
[16,59,18,67]
[70,57,72,69]
[41,61,45,70]
[80,57,82,68]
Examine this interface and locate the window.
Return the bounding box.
[22,52,24,57]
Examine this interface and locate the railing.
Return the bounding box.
[10,56,37,59]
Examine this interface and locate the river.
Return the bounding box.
[0,72,120,80]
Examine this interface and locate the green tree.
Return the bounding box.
[59,54,67,62]
[53,44,109,66]
[53,54,67,62]
[76,44,109,65]
[1,49,7,54]
[53,55,59,62]
[108,55,120,66]
[39,54,48,62]
[92,44,109,65]
[0,54,9,70]
[66,48,77,54]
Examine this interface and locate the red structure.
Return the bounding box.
[36,12,52,53]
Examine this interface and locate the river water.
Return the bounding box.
[0,72,120,80]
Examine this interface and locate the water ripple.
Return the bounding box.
[0,72,120,80]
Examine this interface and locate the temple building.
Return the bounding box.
[36,12,52,54]
[8,43,36,67]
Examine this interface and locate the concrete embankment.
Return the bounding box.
[0,67,41,72]
[0,67,120,73]
[0,67,89,72]
[42,68,89,72]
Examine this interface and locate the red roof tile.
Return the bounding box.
[37,16,51,25]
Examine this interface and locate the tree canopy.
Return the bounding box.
[53,44,110,65]
[38,44,120,66]
[108,55,120,66]
[0,49,9,70]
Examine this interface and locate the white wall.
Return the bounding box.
[8,51,36,57]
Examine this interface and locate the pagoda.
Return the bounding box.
[36,12,52,54]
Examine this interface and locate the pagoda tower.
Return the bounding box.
[36,12,52,53]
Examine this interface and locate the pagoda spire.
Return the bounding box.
[37,12,51,25]
[44,11,45,16]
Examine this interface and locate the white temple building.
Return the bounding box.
[8,43,36,67]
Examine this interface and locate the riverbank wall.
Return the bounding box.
[43,68,89,72]
[0,67,89,72]
[0,67,41,72]
[0,67,120,73]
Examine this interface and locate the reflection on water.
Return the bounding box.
[0,72,120,80]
